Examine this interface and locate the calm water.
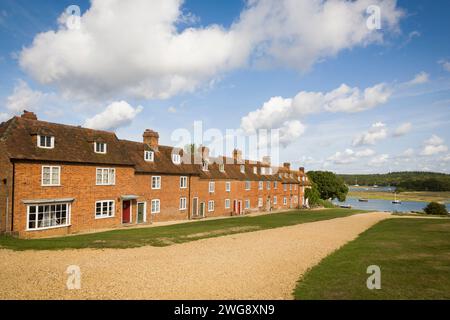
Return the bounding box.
[334,197,450,213]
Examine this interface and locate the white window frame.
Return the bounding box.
[151,199,160,214]
[245,200,250,209]
[258,198,263,207]
[96,168,115,186]
[208,200,215,212]
[180,176,188,189]
[274,181,278,189]
[284,184,287,191]
[37,135,55,149]
[94,142,107,154]
[202,161,209,171]
[41,166,61,186]
[225,199,231,209]
[219,164,225,172]
[253,167,258,174]
[259,181,263,190]
[261,167,266,175]
[225,181,231,192]
[245,181,251,191]
[273,196,277,205]
[284,197,288,205]
[144,150,154,162]
[267,181,271,190]
[209,181,215,193]
[26,202,71,231]
[95,200,115,219]
[172,153,181,165]
[240,165,245,174]
[179,197,187,210]
[152,176,161,190]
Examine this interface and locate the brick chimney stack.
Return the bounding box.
[143,129,159,149]
[262,156,271,165]
[233,149,243,163]
[199,146,210,160]
[21,110,38,120]
[299,167,305,173]
[283,162,291,170]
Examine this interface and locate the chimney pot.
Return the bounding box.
[233,149,243,163]
[21,110,38,120]
[143,129,159,149]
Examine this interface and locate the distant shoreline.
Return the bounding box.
[347,189,450,203]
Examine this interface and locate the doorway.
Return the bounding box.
[122,200,131,224]
[137,202,146,224]
[199,202,206,218]
[192,197,198,218]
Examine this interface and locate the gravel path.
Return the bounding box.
[0,212,390,300]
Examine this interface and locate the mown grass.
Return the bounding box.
[0,208,365,251]
[294,218,450,300]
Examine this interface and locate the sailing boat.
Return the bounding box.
[354,178,359,187]
[392,192,401,204]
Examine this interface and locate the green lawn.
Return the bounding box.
[0,208,365,251]
[294,218,450,300]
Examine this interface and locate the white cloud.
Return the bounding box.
[355,148,376,157]
[0,112,9,122]
[240,82,391,146]
[352,122,388,146]
[420,134,448,156]
[369,154,389,166]
[5,80,46,113]
[406,72,429,86]
[19,0,403,100]
[402,148,414,157]
[438,59,450,72]
[328,148,375,165]
[83,101,143,131]
[393,122,412,137]
[168,106,177,113]
[278,120,306,147]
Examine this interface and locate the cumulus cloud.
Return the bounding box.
[0,112,9,122]
[438,59,450,72]
[240,82,391,147]
[421,134,448,156]
[406,72,429,86]
[352,122,388,146]
[83,101,143,131]
[369,154,389,166]
[328,148,375,165]
[6,80,46,113]
[401,148,414,157]
[393,122,412,137]
[19,0,403,100]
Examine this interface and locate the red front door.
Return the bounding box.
[122,201,131,223]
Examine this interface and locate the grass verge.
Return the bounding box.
[0,208,365,251]
[294,218,450,300]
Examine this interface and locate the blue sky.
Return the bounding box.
[0,0,449,174]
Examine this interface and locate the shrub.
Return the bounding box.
[423,202,448,215]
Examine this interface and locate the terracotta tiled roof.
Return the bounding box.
[0,114,308,183]
[1,116,133,166]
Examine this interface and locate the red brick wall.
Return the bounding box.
[10,160,306,238]
[0,141,13,234]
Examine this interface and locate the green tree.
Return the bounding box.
[304,183,321,206]
[307,171,349,202]
[424,202,448,215]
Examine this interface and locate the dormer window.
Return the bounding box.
[240,165,245,174]
[268,168,273,175]
[37,135,54,149]
[261,167,266,175]
[219,164,225,172]
[202,161,209,171]
[95,142,107,154]
[172,154,181,165]
[144,150,154,162]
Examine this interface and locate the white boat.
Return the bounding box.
[392,193,401,204]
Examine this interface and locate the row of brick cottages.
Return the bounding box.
[0,111,310,239]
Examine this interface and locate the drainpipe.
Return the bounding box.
[188,175,192,220]
[10,162,15,233]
